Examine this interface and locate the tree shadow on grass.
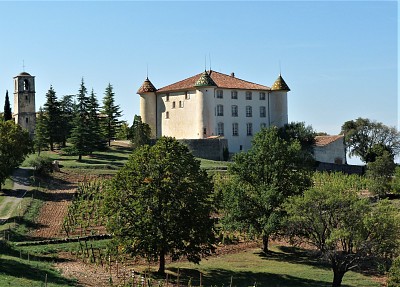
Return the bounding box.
[0,257,77,286]
[166,267,338,287]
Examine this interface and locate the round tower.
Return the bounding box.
[137,77,157,138]
[269,73,290,128]
[194,70,217,138]
[13,71,36,136]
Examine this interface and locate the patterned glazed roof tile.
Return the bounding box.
[137,77,157,94]
[271,74,290,91]
[157,70,270,93]
[314,135,344,147]
[194,70,217,87]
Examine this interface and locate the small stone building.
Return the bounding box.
[313,135,346,164]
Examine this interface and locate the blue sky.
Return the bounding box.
[0,1,397,162]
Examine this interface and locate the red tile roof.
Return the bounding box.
[156,70,270,93]
[314,135,344,147]
[137,78,157,94]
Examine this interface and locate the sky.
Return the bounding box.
[0,1,397,163]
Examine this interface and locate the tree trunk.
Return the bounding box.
[262,234,269,253]
[332,269,345,287]
[78,154,82,161]
[158,248,165,274]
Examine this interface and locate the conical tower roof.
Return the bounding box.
[271,74,290,91]
[137,77,157,94]
[194,70,217,87]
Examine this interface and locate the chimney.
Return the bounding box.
[230,72,235,77]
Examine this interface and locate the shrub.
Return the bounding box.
[388,257,400,287]
[28,156,53,175]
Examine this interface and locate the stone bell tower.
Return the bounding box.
[13,71,36,136]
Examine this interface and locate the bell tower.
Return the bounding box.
[13,71,36,136]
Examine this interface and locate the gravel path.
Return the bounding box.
[0,167,33,223]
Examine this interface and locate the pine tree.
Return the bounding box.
[130,115,151,149]
[87,89,105,152]
[34,107,49,155]
[43,86,62,150]
[3,90,12,121]
[101,83,122,146]
[69,79,91,160]
[59,94,75,148]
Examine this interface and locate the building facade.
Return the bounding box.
[313,135,346,164]
[137,70,290,153]
[13,71,36,136]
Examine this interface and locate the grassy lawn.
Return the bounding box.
[166,245,379,287]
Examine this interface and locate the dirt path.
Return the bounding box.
[0,168,33,222]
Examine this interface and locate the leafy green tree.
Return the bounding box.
[87,89,105,152]
[366,151,396,197]
[116,121,130,140]
[101,83,122,146]
[219,127,313,252]
[69,79,91,160]
[3,90,12,121]
[130,115,151,149]
[0,121,33,189]
[103,137,215,274]
[34,107,49,155]
[278,121,316,153]
[391,167,400,195]
[43,86,62,150]
[59,94,75,148]
[341,118,400,163]
[285,172,400,287]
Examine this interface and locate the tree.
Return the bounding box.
[219,127,313,252]
[3,90,12,121]
[130,115,151,149]
[101,83,122,146]
[116,121,130,140]
[388,257,400,287]
[59,94,75,148]
[0,121,33,189]
[69,79,91,160]
[285,172,400,287]
[341,118,400,163]
[34,107,49,155]
[278,121,316,153]
[366,150,396,197]
[43,86,62,150]
[103,137,215,274]
[87,89,105,152]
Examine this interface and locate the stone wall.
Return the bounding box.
[178,139,228,161]
[316,162,365,175]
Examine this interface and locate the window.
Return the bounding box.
[260,123,267,129]
[25,95,28,101]
[260,106,266,118]
[166,94,169,102]
[260,92,266,100]
[172,101,176,108]
[217,122,224,136]
[179,101,184,108]
[26,117,29,123]
[247,123,253,136]
[231,90,238,99]
[185,92,190,100]
[165,111,169,119]
[231,105,238,117]
[216,90,223,99]
[217,104,224,116]
[246,106,252,117]
[203,128,207,135]
[23,79,29,91]
[246,91,252,100]
[232,123,239,136]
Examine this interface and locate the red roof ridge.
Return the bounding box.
[314,135,344,146]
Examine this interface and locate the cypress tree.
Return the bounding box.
[101,83,122,146]
[87,89,105,152]
[3,90,12,121]
[34,107,49,155]
[43,86,62,150]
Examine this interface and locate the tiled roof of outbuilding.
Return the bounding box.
[137,77,157,94]
[156,70,270,93]
[314,135,344,147]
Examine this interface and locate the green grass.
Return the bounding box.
[166,245,379,287]
[0,242,77,287]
